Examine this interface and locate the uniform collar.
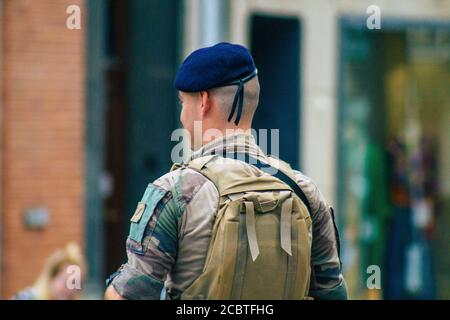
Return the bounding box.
[187,132,268,163]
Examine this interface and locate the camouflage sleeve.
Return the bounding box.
[108,179,183,300]
[293,170,348,300]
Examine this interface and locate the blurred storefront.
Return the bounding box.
[220,0,450,299]
[338,19,450,299]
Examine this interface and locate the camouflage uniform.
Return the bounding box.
[108,133,348,300]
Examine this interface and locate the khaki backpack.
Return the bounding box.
[172,154,312,300]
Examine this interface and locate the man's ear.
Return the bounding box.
[199,91,211,118]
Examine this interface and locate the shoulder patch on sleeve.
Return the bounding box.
[129,183,168,244]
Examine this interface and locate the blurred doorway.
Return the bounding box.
[103,0,128,280]
[250,14,302,169]
[86,0,180,295]
[338,18,450,299]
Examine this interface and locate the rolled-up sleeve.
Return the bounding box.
[110,261,165,300]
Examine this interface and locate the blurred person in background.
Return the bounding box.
[11,243,86,300]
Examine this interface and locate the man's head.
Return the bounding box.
[175,42,260,149]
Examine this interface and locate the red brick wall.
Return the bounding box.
[1,0,85,298]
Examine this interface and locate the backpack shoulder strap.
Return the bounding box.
[266,156,312,215]
[220,152,312,214]
[188,154,217,171]
[170,155,217,172]
[179,155,221,193]
[170,162,183,172]
[214,152,311,214]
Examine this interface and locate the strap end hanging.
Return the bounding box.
[234,82,245,125]
[226,69,257,126]
[245,201,260,262]
[280,198,293,256]
[228,80,244,125]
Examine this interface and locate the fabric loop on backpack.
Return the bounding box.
[244,201,259,261]
[170,162,183,172]
[280,196,293,256]
[230,212,249,299]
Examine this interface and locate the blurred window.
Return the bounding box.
[338,20,450,300]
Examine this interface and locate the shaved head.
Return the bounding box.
[208,76,260,125]
[178,76,260,149]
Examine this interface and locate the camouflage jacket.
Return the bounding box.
[109,133,348,300]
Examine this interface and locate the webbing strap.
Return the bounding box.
[245,201,259,261]
[284,223,298,299]
[230,213,248,299]
[280,197,293,256]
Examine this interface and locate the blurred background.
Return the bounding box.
[0,0,449,299]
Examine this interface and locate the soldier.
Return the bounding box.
[105,42,348,300]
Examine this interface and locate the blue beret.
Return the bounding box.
[174,42,256,92]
